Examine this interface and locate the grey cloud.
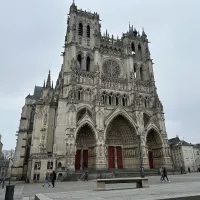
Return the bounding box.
[0,0,199,149]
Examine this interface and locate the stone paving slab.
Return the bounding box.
[41,181,200,200]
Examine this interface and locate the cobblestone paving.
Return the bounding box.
[1,173,200,199]
[44,181,200,200]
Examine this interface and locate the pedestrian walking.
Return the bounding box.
[51,171,56,188]
[181,166,184,174]
[84,171,88,181]
[188,167,190,173]
[163,167,170,182]
[42,173,50,187]
[159,167,164,182]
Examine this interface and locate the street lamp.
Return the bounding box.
[138,134,145,178]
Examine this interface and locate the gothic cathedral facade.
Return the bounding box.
[12,2,172,182]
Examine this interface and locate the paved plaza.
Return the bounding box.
[1,173,200,200]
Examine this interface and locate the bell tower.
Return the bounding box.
[64,1,101,73]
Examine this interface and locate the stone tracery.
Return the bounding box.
[103,59,121,78]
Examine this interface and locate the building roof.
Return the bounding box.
[168,136,180,146]
[26,86,43,100]
[168,136,193,147]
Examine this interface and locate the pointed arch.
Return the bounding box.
[75,121,97,142]
[78,22,83,36]
[145,124,163,146]
[76,106,93,122]
[104,108,138,140]
[87,25,90,38]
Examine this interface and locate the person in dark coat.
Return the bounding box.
[163,167,170,182]
[84,171,88,181]
[51,171,56,188]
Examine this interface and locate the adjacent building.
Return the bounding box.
[169,136,197,172]
[12,2,172,182]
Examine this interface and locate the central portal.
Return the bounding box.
[105,115,138,169]
[75,124,96,170]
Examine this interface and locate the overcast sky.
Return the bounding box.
[0,0,200,150]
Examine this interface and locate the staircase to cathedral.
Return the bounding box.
[60,168,164,181]
[60,168,180,181]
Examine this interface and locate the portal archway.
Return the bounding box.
[75,124,96,170]
[146,128,163,169]
[105,115,138,169]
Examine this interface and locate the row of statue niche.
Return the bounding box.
[152,149,165,158]
[123,148,138,158]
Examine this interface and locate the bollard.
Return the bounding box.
[5,185,15,200]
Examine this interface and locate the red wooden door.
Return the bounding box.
[116,146,123,169]
[82,150,88,168]
[75,150,81,170]
[148,151,154,169]
[108,146,115,168]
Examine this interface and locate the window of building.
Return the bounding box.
[109,95,112,105]
[87,25,90,38]
[47,161,53,170]
[33,173,40,181]
[131,42,135,55]
[34,162,41,170]
[140,67,144,81]
[122,95,127,106]
[58,162,62,168]
[133,65,137,78]
[138,44,142,60]
[86,56,90,72]
[77,54,82,70]
[116,96,119,106]
[144,97,148,108]
[78,23,83,36]
[197,151,199,155]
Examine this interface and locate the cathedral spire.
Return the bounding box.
[70,0,77,13]
[52,81,54,89]
[43,80,45,88]
[46,70,51,88]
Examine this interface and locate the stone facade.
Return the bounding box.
[12,2,172,182]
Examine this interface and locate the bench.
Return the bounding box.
[94,177,149,191]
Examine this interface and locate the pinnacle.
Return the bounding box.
[46,70,51,88]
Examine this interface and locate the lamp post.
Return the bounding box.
[138,134,145,178]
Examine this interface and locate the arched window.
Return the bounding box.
[122,95,127,106]
[77,54,82,70]
[77,87,82,100]
[140,67,144,81]
[138,44,142,60]
[87,25,90,38]
[131,42,135,54]
[134,64,137,78]
[86,56,90,72]
[78,90,81,100]
[145,97,148,108]
[78,23,83,36]
[58,162,62,168]
[109,96,112,105]
[116,96,119,106]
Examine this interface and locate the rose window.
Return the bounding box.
[102,60,121,78]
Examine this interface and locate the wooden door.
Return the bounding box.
[148,151,154,169]
[108,146,115,168]
[82,150,88,168]
[75,149,81,170]
[116,146,123,169]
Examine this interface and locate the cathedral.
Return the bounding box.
[12,2,172,182]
